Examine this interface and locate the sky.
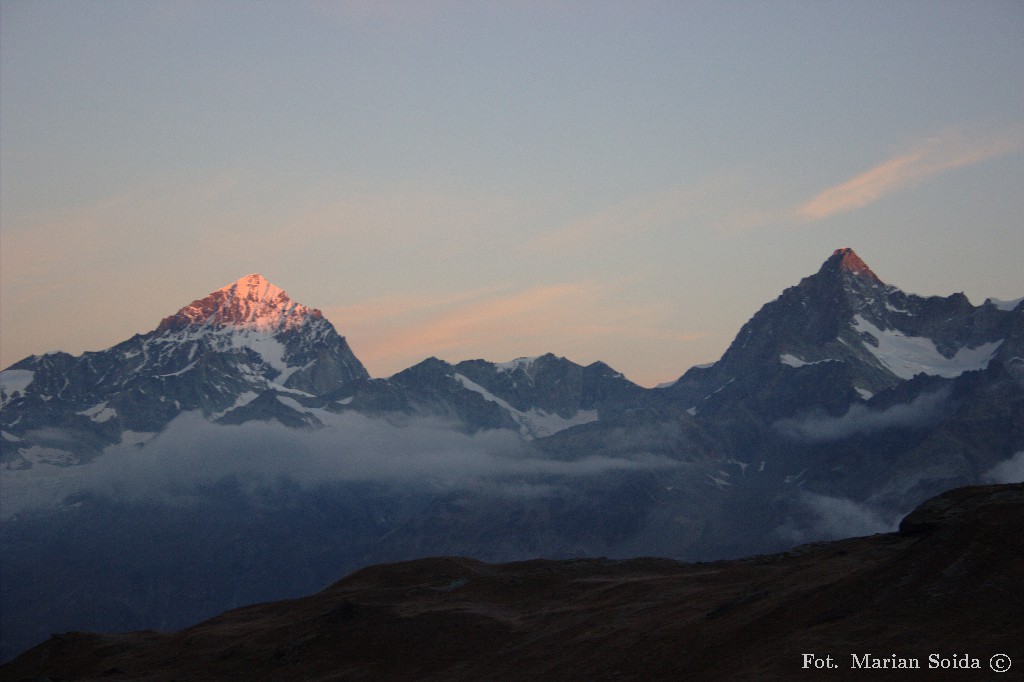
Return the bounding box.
[2,1,1022,387]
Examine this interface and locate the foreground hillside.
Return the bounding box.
[5,483,1022,681]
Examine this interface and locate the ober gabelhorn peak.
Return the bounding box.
[824,247,882,284]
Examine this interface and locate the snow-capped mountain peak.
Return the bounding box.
[155,274,323,334]
[0,274,369,463]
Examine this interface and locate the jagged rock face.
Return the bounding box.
[363,353,647,438]
[666,248,1020,418]
[453,354,648,418]
[0,275,368,462]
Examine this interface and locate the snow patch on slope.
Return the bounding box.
[495,356,540,373]
[851,315,1002,379]
[986,297,1023,312]
[276,395,308,412]
[1,370,35,406]
[228,330,299,382]
[214,391,260,419]
[156,361,199,378]
[78,402,118,423]
[453,373,598,439]
[780,354,836,368]
[147,326,303,386]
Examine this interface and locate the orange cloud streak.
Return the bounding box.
[377,282,589,358]
[327,283,592,371]
[797,129,1024,221]
[326,281,706,384]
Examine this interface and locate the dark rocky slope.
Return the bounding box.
[4,483,1021,681]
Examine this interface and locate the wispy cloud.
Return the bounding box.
[327,280,705,384]
[774,388,952,442]
[522,182,729,254]
[983,451,1024,484]
[326,287,506,326]
[563,324,708,344]
[796,128,1024,221]
[775,492,898,545]
[329,282,597,371]
[522,169,815,245]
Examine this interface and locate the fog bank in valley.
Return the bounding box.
[2,411,680,516]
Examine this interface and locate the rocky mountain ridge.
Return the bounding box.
[664,248,1018,414]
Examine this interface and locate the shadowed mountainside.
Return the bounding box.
[3,483,1022,681]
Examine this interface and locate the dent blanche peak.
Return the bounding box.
[155,274,324,334]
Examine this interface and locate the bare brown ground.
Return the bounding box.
[4,484,1022,681]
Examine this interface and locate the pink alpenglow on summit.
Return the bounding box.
[156,274,324,334]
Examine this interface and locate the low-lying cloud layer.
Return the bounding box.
[776,492,899,546]
[984,451,1024,484]
[2,411,679,515]
[774,389,951,442]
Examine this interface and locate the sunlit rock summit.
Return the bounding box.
[150,273,369,399]
[155,273,320,332]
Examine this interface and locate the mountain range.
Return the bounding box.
[2,248,1022,662]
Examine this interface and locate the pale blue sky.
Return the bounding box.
[2,0,1022,386]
